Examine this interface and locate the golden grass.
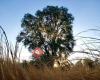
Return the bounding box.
[0,26,100,80]
[0,58,100,80]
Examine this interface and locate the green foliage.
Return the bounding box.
[17,6,74,63]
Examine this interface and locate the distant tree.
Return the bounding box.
[17,6,74,64]
[75,58,95,69]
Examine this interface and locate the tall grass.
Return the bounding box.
[0,58,100,80]
[0,26,100,80]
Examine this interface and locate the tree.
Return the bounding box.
[17,6,74,64]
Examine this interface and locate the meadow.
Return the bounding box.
[0,58,100,80]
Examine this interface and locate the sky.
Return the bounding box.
[0,0,100,61]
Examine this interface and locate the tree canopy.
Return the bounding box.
[17,6,74,62]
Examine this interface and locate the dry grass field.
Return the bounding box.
[0,58,100,80]
[0,26,100,80]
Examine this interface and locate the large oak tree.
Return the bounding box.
[17,6,74,63]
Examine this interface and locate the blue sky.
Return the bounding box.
[0,0,100,43]
[0,0,100,60]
